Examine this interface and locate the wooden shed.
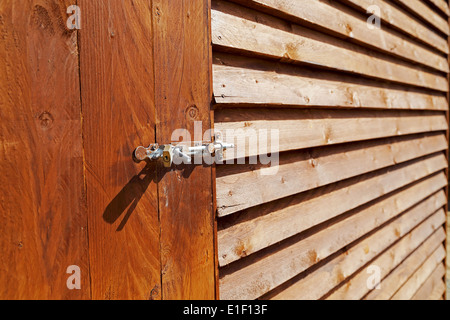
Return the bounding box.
[0,0,449,300]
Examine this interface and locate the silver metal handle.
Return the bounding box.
[134,139,234,167]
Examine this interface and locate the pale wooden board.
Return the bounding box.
[218,154,447,266]
[215,108,448,159]
[217,133,448,216]
[391,246,446,300]
[327,214,446,300]
[392,0,449,35]
[228,0,448,72]
[219,173,446,300]
[412,263,446,300]
[341,0,449,54]
[211,1,448,91]
[213,55,448,109]
[267,207,447,300]
[213,52,447,110]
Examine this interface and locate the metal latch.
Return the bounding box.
[133,134,234,167]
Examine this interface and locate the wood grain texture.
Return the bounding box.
[217,133,448,216]
[340,0,449,54]
[213,54,448,110]
[0,0,89,299]
[219,173,446,300]
[266,199,447,300]
[212,0,448,92]
[218,155,447,266]
[152,0,216,300]
[79,0,162,300]
[215,108,448,159]
[227,0,449,72]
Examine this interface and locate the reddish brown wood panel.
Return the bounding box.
[78,0,162,300]
[152,0,216,299]
[0,0,89,299]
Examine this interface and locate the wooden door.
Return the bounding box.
[0,0,215,300]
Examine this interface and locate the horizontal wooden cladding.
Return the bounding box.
[215,108,448,159]
[390,247,446,300]
[426,0,450,17]
[340,0,449,54]
[212,0,448,92]
[217,133,448,216]
[213,55,448,110]
[226,0,448,72]
[326,215,446,300]
[412,263,446,300]
[219,173,447,300]
[392,0,449,35]
[218,153,448,266]
[394,0,449,36]
[265,198,447,300]
[365,227,446,300]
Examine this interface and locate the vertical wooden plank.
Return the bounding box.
[152,0,216,299]
[79,0,162,300]
[0,0,89,299]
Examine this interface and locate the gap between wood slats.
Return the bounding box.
[218,153,447,266]
[218,173,447,300]
[263,204,447,300]
[224,0,448,73]
[212,0,448,92]
[217,133,448,216]
[338,0,449,54]
[213,53,448,109]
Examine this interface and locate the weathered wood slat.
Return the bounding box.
[219,173,446,300]
[218,155,447,266]
[217,133,448,216]
[211,1,448,91]
[392,0,449,35]
[412,263,446,300]
[215,108,447,159]
[326,211,446,300]
[391,247,446,300]
[213,57,448,109]
[266,203,447,300]
[340,0,449,54]
[226,0,448,72]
